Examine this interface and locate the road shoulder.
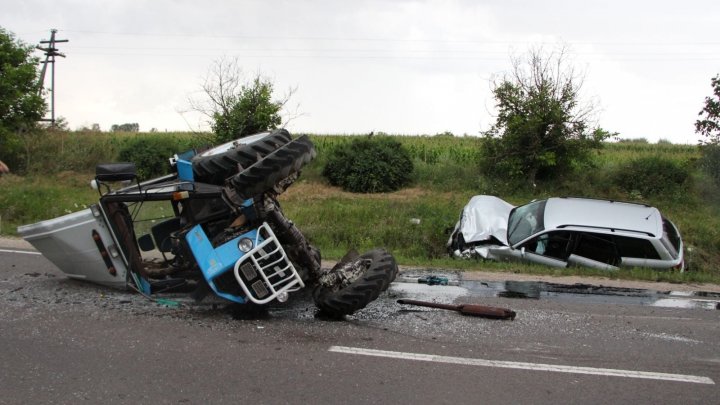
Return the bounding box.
[6,236,719,293]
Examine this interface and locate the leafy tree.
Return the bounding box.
[111,123,140,132]
[211,76,282,143]
[0,27,46,169]
[77,123,101,132]
[43,116,68,131]
[189,57,294,144]
[696,74,720,144]
[481,47,611,184]
[696,74,720,185]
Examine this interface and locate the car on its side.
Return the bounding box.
[447,196,685,271]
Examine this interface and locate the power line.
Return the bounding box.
[57,31,720,62]
[63,48,720,62]
[65,45,720,55]
[59,29,720,46]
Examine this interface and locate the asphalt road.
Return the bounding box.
[1,247,719,404]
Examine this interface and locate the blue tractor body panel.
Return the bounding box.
[185,224,264,304]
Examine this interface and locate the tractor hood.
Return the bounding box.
[455,195,514,246]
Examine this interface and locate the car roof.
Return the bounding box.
[543,197,662,237]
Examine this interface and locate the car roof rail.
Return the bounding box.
[555,224,655,237]
[558,196,651,207]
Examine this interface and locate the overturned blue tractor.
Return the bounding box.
[18,130,398,317]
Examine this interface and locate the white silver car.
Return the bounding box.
[448,196,685,271]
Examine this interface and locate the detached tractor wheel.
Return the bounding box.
[313,249,398,317]
[229,135,316,199]
[192,129,292,184]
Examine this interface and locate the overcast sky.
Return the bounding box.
[3,0,719,143]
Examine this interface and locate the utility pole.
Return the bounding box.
[37,29,68,128]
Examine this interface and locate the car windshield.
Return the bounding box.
[507,200,547,246]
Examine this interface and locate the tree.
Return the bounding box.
[77,123,101,132]
[481,47,611,184]
[0,27,46,169]
[189,57,296,144]
[111,123,140,132]
[696,74,720,185]
[43,116,68,131]
[212,76,282,143]
[695,74,720,144]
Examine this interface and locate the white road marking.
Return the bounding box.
[329,346,715,385]
[0,249,41,255]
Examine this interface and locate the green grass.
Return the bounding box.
[2,131,719,284]
[0,173,98,233]
[280,183,470,261]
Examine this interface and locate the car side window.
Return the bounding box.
[614,235,661,259]
[520,231,572,260]
[572,233,620,266]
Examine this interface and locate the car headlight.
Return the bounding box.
[238,238,253,253]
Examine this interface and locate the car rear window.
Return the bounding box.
[661,217,681,259]
[614,236,661,260]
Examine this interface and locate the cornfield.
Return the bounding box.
[308,134,483,164]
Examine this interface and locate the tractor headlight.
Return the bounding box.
[238,238,253,253]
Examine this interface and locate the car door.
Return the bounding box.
[614,235,672,269]
[567,232,620,271]
[513,231,573,268]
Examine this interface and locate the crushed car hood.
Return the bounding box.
[455,195,514,246]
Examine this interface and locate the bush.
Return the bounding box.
[117,135,200,179]
[699,144,720,185]
[322,136,414,193]
[612,156,692,197]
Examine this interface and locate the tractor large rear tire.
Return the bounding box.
[313,249,398,317]
[192,129,292,184]
[229,135,316,199]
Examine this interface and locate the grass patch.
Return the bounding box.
[0,172,98,233]
[280,182,471,260]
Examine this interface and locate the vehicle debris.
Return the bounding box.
[418,276,449,286]
[397,299,516,320]
[18,130,398,318]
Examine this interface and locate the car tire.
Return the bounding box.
[229,135,316,199]
[192,129,292,184]
[312,248,398,317]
